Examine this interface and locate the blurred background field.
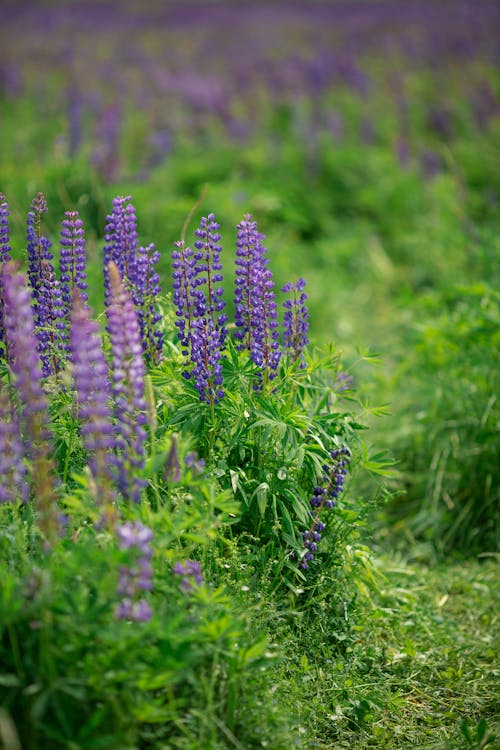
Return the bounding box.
[0,2,499,745]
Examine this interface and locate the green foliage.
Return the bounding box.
[385,283,500,554]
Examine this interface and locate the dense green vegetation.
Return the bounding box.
[1,2,499,748]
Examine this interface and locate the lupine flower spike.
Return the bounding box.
[1,261,60,541]
[70,293,117,521]
[234,214,281,387]
[0,192,12,354]
[115,521,154,622]
[106,261,148,503]
[60,211,88,355]
[301,446,351,569]
[103,195,138,306]
[282,278,309,364]
[0,381,28,504]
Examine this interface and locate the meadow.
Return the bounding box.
[0,2,499,748]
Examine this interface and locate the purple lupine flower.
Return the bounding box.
[35,259,66,377]
[282,278,309,363]
[0,382,28,504]
[0,193,12,354]
[300,446,351,570]
[70,293,117,511]
[26,193,53,295]
[60,210,88,313]
[103,195,138,307]
[106,261,148,503]
[1,261,59,540]
[234,214,281,385]
[115,521,153,622]
[173,559,203,592]
[130,242,164,364]
[172,214,227,404]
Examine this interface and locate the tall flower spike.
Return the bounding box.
[26,193,53,295]
[0,193,12,354]
[106,261,147,503]
[70,293,117,517]
[234,214,281,385]
[0,380,28,504]
[282,278,309,363]
[60,211,88,354]
[172,214,227,404]
[103,195,138,307]
[115,521,154,622]
[130,242,164,364]
[1,261,59,541]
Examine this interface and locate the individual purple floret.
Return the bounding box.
[130,242,164,364]
[234,214,281,385]
[282,278,309,363]
[172,213,227,404]
[300,446,351,570]
[103,195,138,307]
[173,559,203,592]
[0,383,28,504]
[60,210,88,332]
[106,261,148,503]
[115,521,153,622]
[70,293,117,511]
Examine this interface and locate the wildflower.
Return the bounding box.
[0,382,28,504]
[0,192,12,354]
[282,278,309,363]
[60,211,88,343]
[70,293,117,514]
[115,521,153,622]
[234,214,281,385]
[1,261,59,540]
[103,195,138,307]
[172,213,227,404]
[300,446,351,569]
[173,559,203,592]
[130,242,164,364]
[106,261,147,503]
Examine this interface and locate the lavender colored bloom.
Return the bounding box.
[35,259,66,377]
[300,446,351,570]
[106,261,148,503]
[26,193,53,295]
[130,242,164,364]
[173,559,203,592]
[0,193,11,353]
[1,261,59,539]
[70,294,116,503]
[115,521,153,622]
[172,213,227,404]
[0,382,28,504]
[103,195,138,307]
[60,210,88,308]
[282,278,309,363]
[234,214,281,385]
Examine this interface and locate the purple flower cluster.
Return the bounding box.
[0,383,28,504]
[70,294,116,501]
[115,521,153,622]
[106,261,148,503]
[301,446,351,570]
[0,193,11,353]
[173,559,203,592]
[172,213,227,404]
[26,195,65,377]
[282,278,309,363]
[104,196,163,361]
[60,211,88,343]
[234,214,281,385]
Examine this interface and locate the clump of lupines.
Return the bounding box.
[1,261,59,539]
[70,293,117,518]
[106,261,148,503]
[104,196,163,362]
[234,214,281,385]
[173,559,203,592]
[172,213,227,404]
[301,446,351,569]
[282,278,309,363]
[115,521,153,622]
